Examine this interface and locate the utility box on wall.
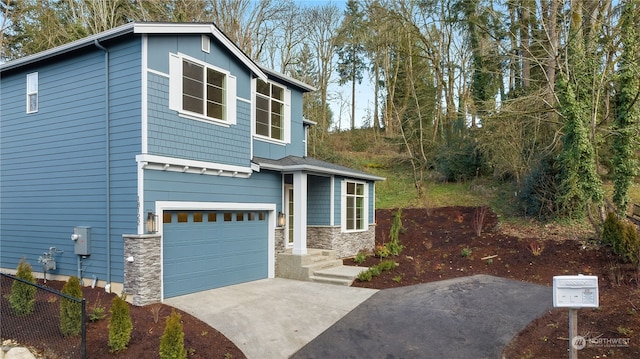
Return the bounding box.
[553,275,599,308]
[72,226,91,256]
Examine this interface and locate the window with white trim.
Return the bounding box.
[169,53,237,124]
[254,79,291,142]
[343,181,367,231]
[26,72,38,113]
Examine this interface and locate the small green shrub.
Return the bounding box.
[377,259,397,271]
[357,270,373,282]
[9,258,37,316]
[374,244,390,258]
[109,293,132,352]
[388,209,404,255]
[368,266,382,276]
[160,310,187,359]
[60,276,83,336]
[461,247,472,257]
[353,251,367,264]
[392,275,402,283]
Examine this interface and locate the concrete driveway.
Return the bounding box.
[166,275,552,359]
[164,278,378,359]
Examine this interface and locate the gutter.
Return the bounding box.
[94,39,112,291]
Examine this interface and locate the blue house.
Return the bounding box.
[0,22,383,303]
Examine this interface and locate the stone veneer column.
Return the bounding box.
[306,224,375,258]
[123,234,161,306]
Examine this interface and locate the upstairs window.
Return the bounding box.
[169,53,236,125]
[343,181,368,231]
[26,72,38,113]
[254,79,291,142]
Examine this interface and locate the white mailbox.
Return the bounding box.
[553,275,599,308]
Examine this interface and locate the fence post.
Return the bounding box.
[81,298,86,359]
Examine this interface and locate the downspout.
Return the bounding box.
[94,39,112,291]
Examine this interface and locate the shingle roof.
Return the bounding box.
[253,156,385,181]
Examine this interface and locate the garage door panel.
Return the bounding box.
[163,210,269,298]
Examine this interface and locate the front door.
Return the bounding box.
[285,184,294,247]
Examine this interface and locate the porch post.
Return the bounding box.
[292,172,307,255]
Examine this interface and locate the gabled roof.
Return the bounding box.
[253,156,385,181]
[0,22,268,82]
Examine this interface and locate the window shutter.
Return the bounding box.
[169,54,181,111]
[227,74,237,125]
[284,88,291,143]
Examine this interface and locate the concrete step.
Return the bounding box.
[310,265,369,286]
[309,275,353,286]
[299,249,338,266]
[303,259,344,273]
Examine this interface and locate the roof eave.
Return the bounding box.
[260,66,316,92]
[1,22,268,82]
[258,162,385,182]
[0,23,136,72]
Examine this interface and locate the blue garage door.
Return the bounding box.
[163,210,269,298]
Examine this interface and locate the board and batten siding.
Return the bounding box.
[0,40,142,283]
[307,175,332,225]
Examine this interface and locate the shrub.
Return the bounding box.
[353,251,367,264]
[109,293,132,352]
[60,276,83,336]
[9,258,37,316]
[357,270,373,282]
[518,156,560,220]
[387,209,404,256]
[160,309,187,359]
[433,139,487,182]
[377,260,397,271]
[374,244,390,258]
[602,212,640,265]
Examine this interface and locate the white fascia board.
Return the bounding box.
[0,23,135,72]
[133,23,267,82]
[137,154,252,177]
[258,163,385,182]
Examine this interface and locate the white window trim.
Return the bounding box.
[26,72,38,114]
[252,78,291,144]
[169,53,236,126]
[341,180,369,233]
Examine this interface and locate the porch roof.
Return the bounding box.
[253,156,385,182]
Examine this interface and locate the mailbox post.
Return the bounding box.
[553,275,599,359]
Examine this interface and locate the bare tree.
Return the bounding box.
[304,3,341,139]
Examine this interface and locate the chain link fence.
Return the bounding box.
[1,273,86,359]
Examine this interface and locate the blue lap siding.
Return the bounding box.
[0,38,141,283]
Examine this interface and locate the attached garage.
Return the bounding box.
[162,208,271,298]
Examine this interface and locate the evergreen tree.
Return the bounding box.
[334,0,367,130]
[108,293,132,352]
[9,257,36,316]
[159,309,187,359]
[60,276,83,336]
